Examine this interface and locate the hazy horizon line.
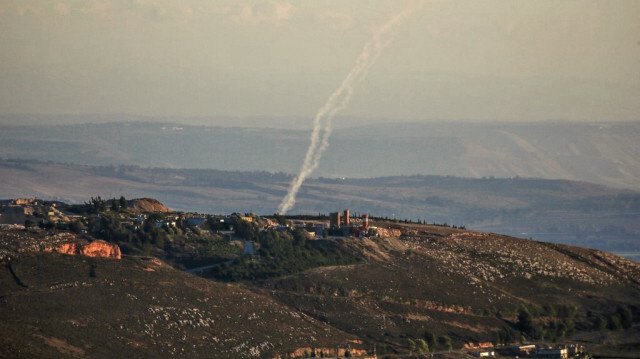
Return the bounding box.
[1,112,636,129]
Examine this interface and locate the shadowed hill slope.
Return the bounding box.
[0,253,361,358]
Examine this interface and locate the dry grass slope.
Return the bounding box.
[0,253,361,358]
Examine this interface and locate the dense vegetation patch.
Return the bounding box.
[64,197,242,268]
[210,227,361,281]
[64,199,360,278]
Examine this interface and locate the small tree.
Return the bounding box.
[437,335,452,351]
[423,330,437,351]
[407,338,416,352]
[68,220,84,234]
[608,314,622,330]
[556,322,567,339]
[119,195,127,209]
[292,228,308,246]
[88,196,107,213]
[618,306,633,329]
[111,199,120,212]
[273,213,288,226]
[24,219,35,229]
[557,303,578,319]
[517,306,535,336]
[415,339,429,353]
[148,212,165,222]
[593,316,607,330]
[543,304,557,317]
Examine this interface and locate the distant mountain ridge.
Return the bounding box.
[1,120,639,190]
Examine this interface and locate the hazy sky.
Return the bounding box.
[1,0,639,123]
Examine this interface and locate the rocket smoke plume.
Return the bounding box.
[278,1,423,214]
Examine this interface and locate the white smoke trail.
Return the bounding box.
[278,1,423,214]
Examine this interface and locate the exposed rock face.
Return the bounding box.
[55,242,81,256]
[80,240,121,259]
[53,240,121,259]
[372,227,402,237]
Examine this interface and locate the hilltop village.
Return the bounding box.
[0,197,386,273]
[0,198,374,239]
[1,197,637,358]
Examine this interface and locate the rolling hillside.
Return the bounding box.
[1,215,639,358]
[254,221,640,354]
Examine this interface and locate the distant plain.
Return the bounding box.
[1,118,638,262]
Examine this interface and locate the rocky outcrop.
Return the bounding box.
[53,240,121,259]
[372,227,402,237]
[81,240,121,259]
[54,242,81,256]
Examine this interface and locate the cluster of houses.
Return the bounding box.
[285,210,377,239]
[0,198,70,229]
[3,199,377,243]
[468,343,585,359]
[140,209,376,240]
[118,214,227,232]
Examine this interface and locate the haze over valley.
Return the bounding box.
[2,120,640,190]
